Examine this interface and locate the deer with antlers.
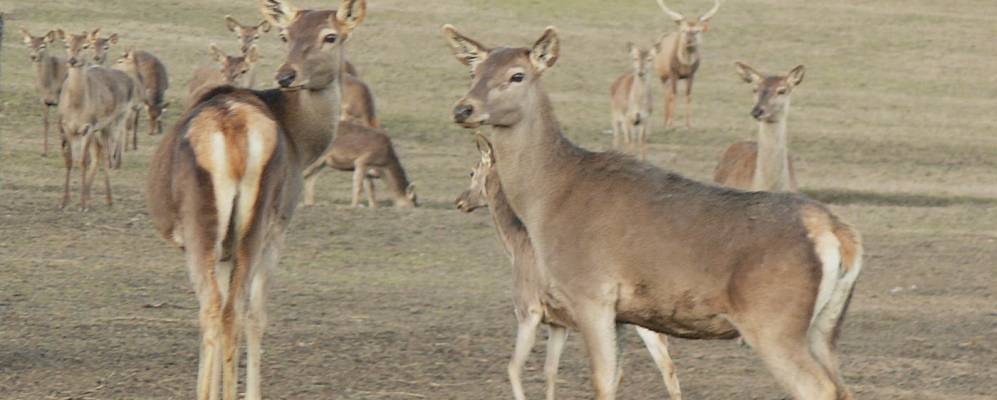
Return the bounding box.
[21,29,68,156]
[610,42,656,159]
[715,62,804,192]
[146,1,366,399]
[114,49,171,136]
[456,134,682,400]
[57,30,141,210]
[652,0,720,129]
[443,24,861,400]
[187,44,259,101]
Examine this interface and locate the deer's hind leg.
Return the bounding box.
[351,157,370,208]
[635,326,682,399]
[182,202,225,400]
[95,131,113,206]
[544,325,568,400]
[364,171,378,209]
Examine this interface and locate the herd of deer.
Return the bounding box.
[20,0,861,399]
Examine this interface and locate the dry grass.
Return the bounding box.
[0,0,995,399]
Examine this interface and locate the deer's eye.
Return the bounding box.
[776,88,788,95]
[82,44,90,49]
[280,34,288,43]
[510,73,525,82]
[324,34,337,43]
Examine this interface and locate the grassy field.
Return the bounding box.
[1,0,995,399]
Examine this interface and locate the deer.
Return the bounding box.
[340,74,379,128]
[714,62,805,192]
[86,28,118,66]
[443,24,862,400]
[609,42,655,160]
[145,1,366,399]
[21,28,68,157]
[187,44,259,101]
[114,49,171,136]
[224,15,271,88]
[57,30,140,210]
[302,121,416,208]
[652,0,720,129]
[456,134,682,400]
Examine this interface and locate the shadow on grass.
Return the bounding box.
[803,188,997,207]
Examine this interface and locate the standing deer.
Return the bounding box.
[456,134,682,400]
[609,42,655,159]
[302,121,416,208]
[86,28,118,65]
[57,30,140,210]
[443,25,861,400]
[21,29,67,156]
[187,44,259,100]
[145,1,366,399]
[114,49,171,136]
[714,62,804,192]
[652,0,720,129]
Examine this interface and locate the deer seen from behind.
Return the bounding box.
[652,0,720,129]
[714,62,804,192]
[455,134,683,400]
[114,49,171,136]
[21,28,68,156]
[609,42,655,159]
[444,24,861,400]
[57,30,140,210]
[145,1,367,399]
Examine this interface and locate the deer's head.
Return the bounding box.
[627,42,656,78]
[210,44,259,87]
[656,0,720,50]
[443,25,560,128]
[225,15,271,55]
[455,134,496,213]
[259,0,366,90]
[58,30,92,68]
[87,28,118,65]
[735,62,805,123]
[21,29,58,63]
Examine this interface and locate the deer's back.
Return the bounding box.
[135,50,169,106]
[713,140,758,190]
[341,75,378,128]
[324,121,394,170]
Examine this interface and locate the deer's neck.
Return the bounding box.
[485,176,530,258]
[264,87,340,169]
[674,36,698,66]
[752,110,792,191]
[63,66,90,107]
[383,150,411,201]
[36,55,64,92]
[490,86,580,224]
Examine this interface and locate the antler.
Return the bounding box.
[699,0,721,22]
[655,0,685,22]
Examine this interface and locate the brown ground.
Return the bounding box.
[1,0,995,399]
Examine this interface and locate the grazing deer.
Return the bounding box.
[609,42,655,160]
[340,74,379,127]
[187,44,259,100]
[57,30,140,210]
[114,49,171,136]
[443,25,862,400]
[714,62,804,192]
[86,28,118,65]
[302,121,416,208]
[456,134,682,400]
[21,29,68,156]
[652,0,720,128]
[145,1,366,399]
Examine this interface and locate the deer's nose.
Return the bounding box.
[276,70,297,88]
[67,58,79,67]
[751,106,765,120]
[453,105,474,123]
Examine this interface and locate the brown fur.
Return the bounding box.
[146,2,366,399]
[86,28,118,66]
[444,25,861,400]
[115,50,170,135]
[187,45,259,101]
[714,141,799,191]
[341,74,379,128]
[22,29,68,156]
[302,121,416,208]
[652,0,720,128]
[609,43,655,159]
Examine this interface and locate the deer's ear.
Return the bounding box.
[21,29,33,45]
[108,33,119,44]
[259,0,298,28]
[88,28,100,42]
[210,44,226,63]
[474,133,495,165]
[258,20,272,33]
[734,61,762,84]
[335,0,366,35]
[787,65,805,88]
[245,46,260,64]
[442,24,490,69]
[52,29,65,43]
[530,26,560,73]
[225,15,241,33]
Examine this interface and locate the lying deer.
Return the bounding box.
[456,134,682,400]
[57,30,140,210]
[146,1,366,399]
[114,49,171,136]
[302,121,416,208]
[652,0,720,128]
[21,29,67,156]
[609,42,655,159]
[444,24,862,400]
[714,62,804,192]
[187,44,258,101]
